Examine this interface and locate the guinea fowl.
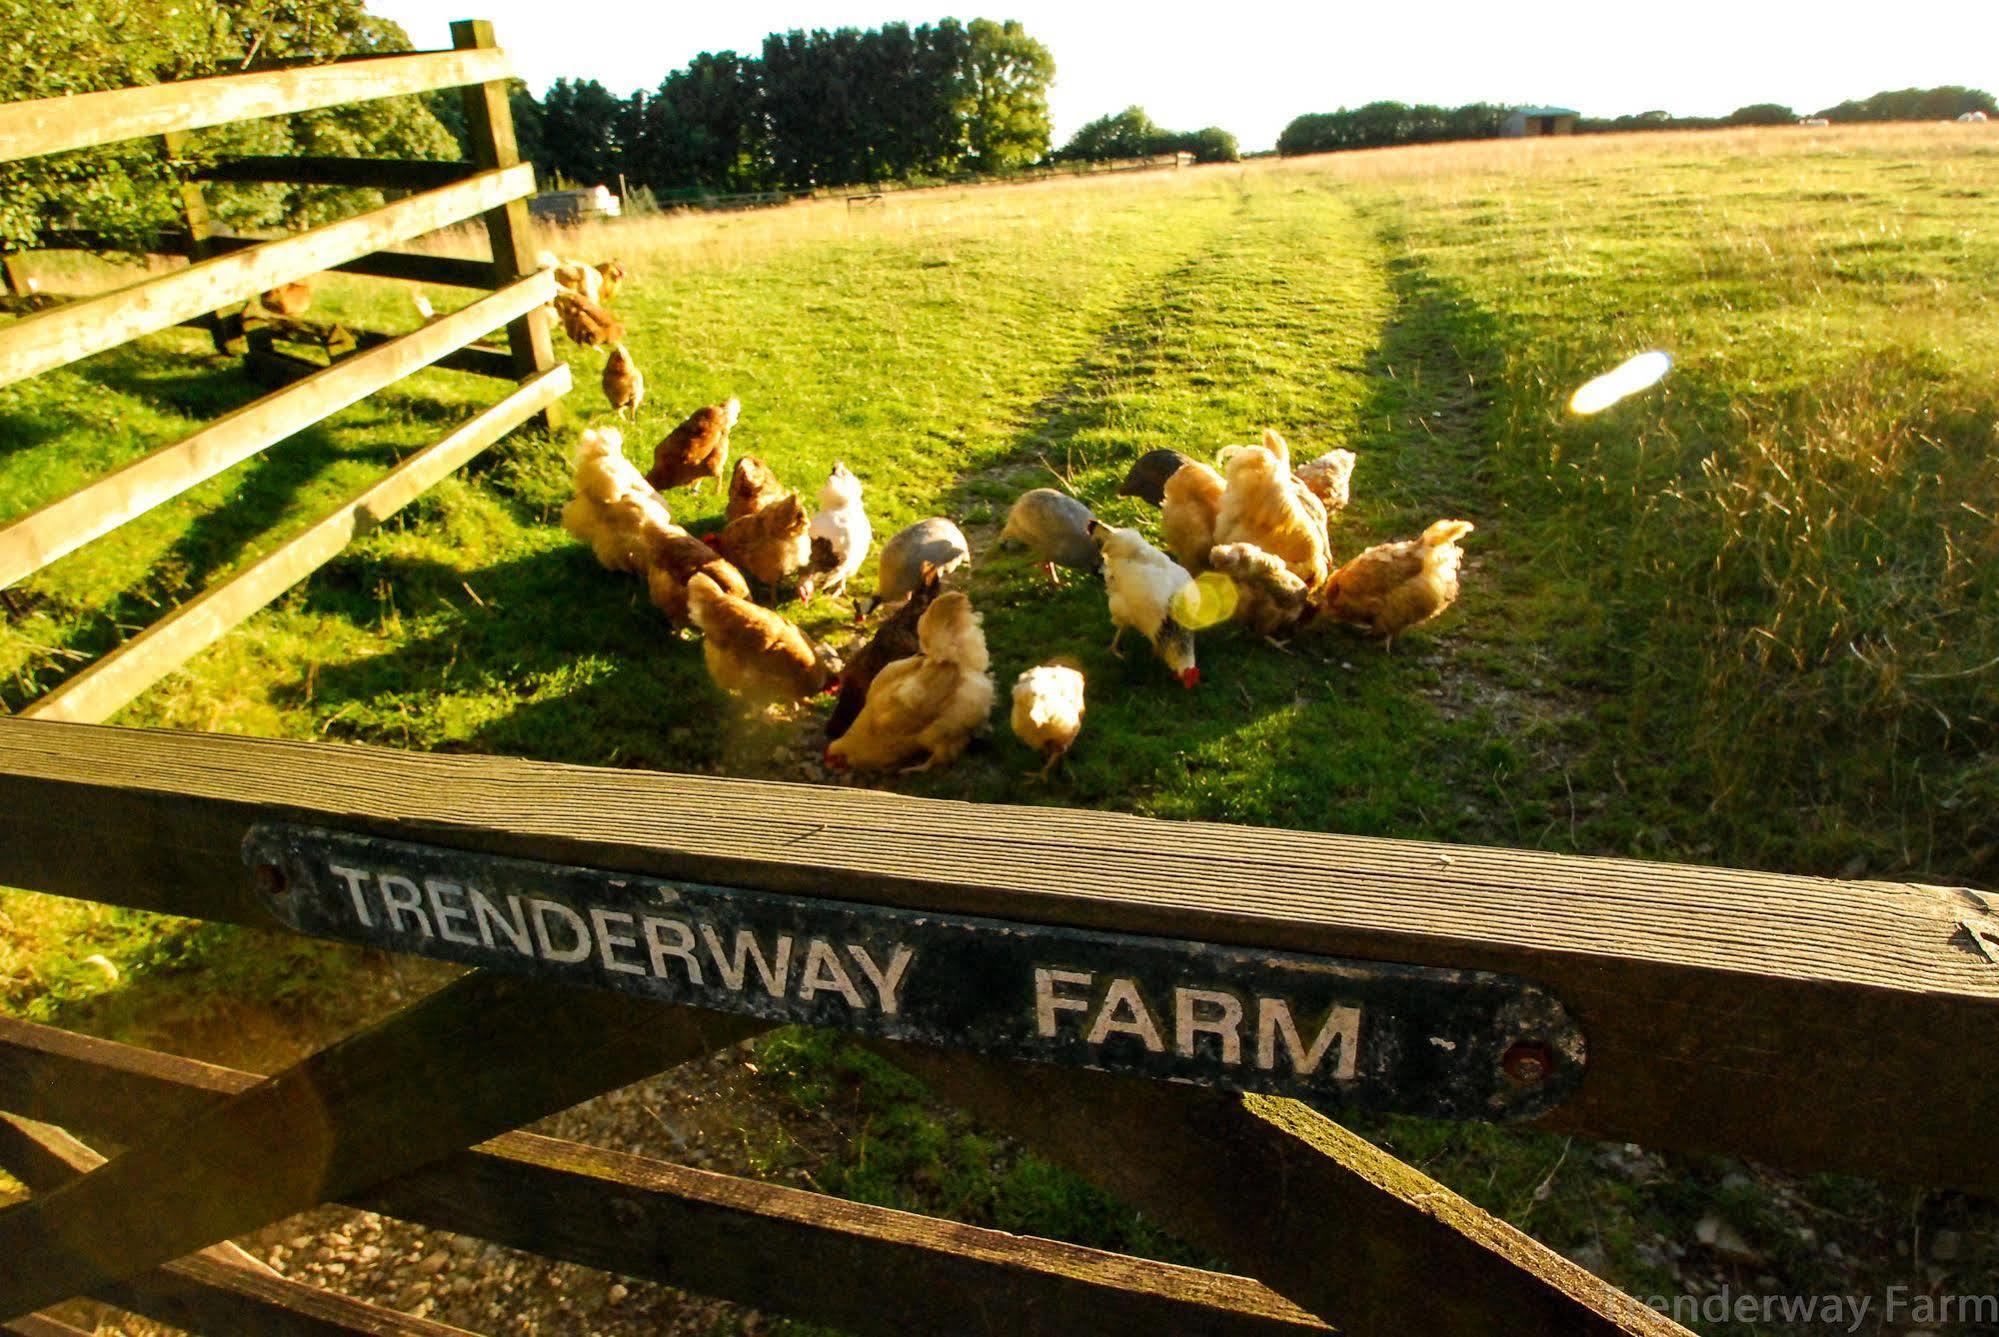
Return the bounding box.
[999,489,1100,583]
[869,517,969,614]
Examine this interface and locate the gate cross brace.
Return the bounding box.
[0,971,767,1320]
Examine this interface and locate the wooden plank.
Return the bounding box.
[0,972,767,1321]
[161,130,244,356]
[0,722,1990,1191]
[452,20,562,432]
[0,272,554,590]
[0,49,513,165]
[42,231,496,290]
[0,1113,489,1336]
[19,361,567,723]
[0,1019,1328,1337]
[197,156,478,190]
[875,1040,1685,1336]
[1,1314,93,1337]
[0,163,535,390]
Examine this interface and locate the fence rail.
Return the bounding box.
[0,49,513,165]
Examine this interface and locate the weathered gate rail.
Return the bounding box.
[0,715,1993,1335]
[0,20,568,725]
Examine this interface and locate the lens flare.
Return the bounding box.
[1569,350,1673,415]
[1171,571,1238,630]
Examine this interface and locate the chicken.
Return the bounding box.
[826,565,941,741]
[871,518,970,613]
[726,456,787,524]
[258,280,312,316]
[797,462,873,602]
[1294,448,1357,514]
[595,259,629,304]
[1088,521,1201,689]
[1011,660,1086,774]
[553,291,625,349]
[647,399,740,493]
[1207,541,1311,640]
[1159,461,1226,575]
[1317,520,1475,646]
[560,428,674,576]
[539,251,604,304]
[644,528,748,625]
[1213,441,1331,594]
[713,492,811,595]
[1117,448,1197,507]
[824,592,993,773]
[997,489,1099,584]
[602,343,645,418]
[685,573,841,707]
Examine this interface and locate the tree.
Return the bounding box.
[1058,106,1161,161]
[538,77,627,187]
[961,19,1055,172]
[1815,86,1997,122]
[1728,103,1795,126]
[0,0,455,251]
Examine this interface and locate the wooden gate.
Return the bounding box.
[0,19,569,725]
[0,718,1993,1335]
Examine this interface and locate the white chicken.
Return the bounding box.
[798,462,873,602]
[1010,661,1086,774]
[1087,521,1202,689]
[560,427,675,576]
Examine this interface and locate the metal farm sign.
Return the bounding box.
[244,824,1585,1121]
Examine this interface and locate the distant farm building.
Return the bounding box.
[1503,107,1579,138]
[527,185,621,224]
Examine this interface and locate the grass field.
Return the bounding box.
[4,123,1997,1332]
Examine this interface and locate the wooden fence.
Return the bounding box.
[2,24,1997,1337]
[0,19,570,725]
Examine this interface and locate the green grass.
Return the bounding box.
[4,126,1997,1334]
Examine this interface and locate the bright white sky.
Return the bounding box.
[376,1,1999,153]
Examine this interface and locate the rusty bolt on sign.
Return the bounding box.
[252,863,288,898]
[1502,1042,1553,1085]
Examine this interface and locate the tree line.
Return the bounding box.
[1277,87,1999,156]
[470,20,1058,199]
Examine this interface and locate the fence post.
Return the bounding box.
[450,19,564,432]
[159,131,244,355]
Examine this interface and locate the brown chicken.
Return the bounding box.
[685,572,841,707]
[258,279,312,315]
[1207,542,1312,640]
[553,291,625,349]
[825,566,941,740]
[647,399,740,493]
[1213,441,1331,593]
[602,343,644,418]
[824,592,994,773]
[1295,448,1358,515]
[595,259,629,303]
[713,492,811,596]
[1317,520,1474,646]
[644,527,749,625]
[726,456,787,523]
[1159,461,1226,574]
